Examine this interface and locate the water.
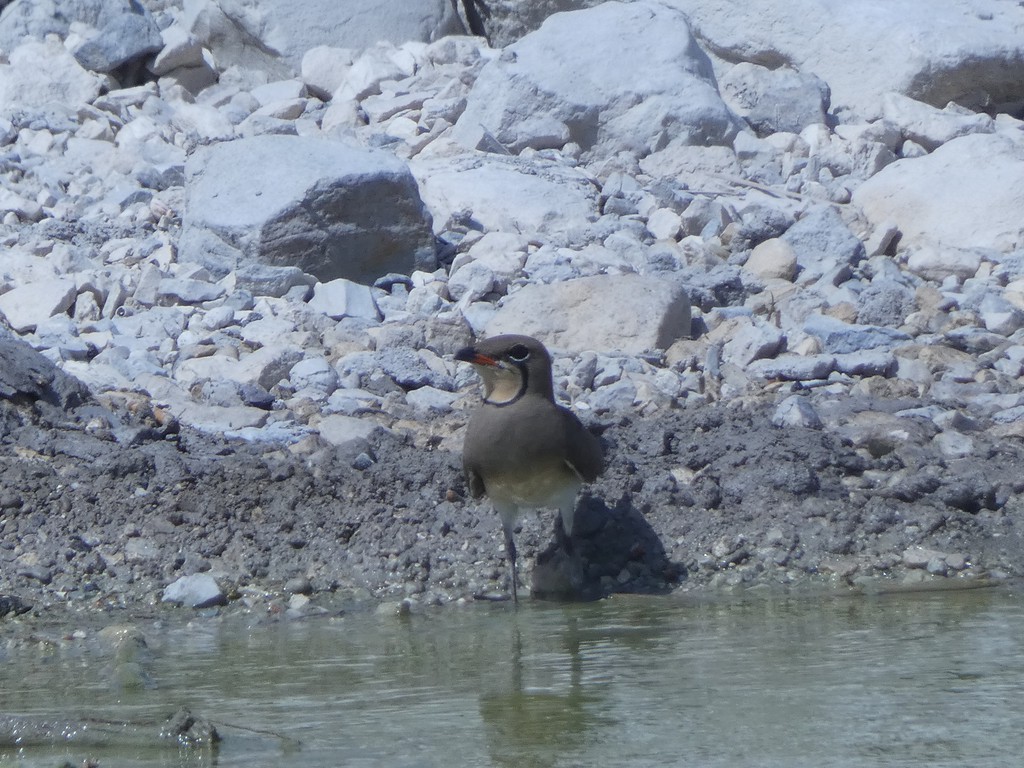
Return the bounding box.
[3,586,1023,767]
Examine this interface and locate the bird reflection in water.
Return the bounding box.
[478,616,611,768]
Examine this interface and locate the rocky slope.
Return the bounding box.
[1,0,1023,618]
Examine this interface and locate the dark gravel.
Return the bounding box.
[2,330,1022,623]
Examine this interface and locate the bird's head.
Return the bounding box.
[455,334,554,405]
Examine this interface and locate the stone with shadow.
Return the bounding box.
[531,493,685,600]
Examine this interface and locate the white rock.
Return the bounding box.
[452,1,739,160]
[0,280,77,333]
[301,46,354,100]
[411,153,599,240]
[151,25,206,75]
[744,238,798,281]
[171,401,270,432]
[647,208,682,241]
[201,306,235,331]
[853,133,1024,254]
[486,273,691,355]
[772,395,824,429]
[448,261,496,303]
[0,39,101,109]
[316,413,387,450]
[680,0,1024,120]
[162,573,226,608]
[250,79,307,107]
[720,318,785,367]
[880,92,995,151]
[405,385,459,413]
[905,244,983,283]
[308,279,380,321]
[289,356,340,397]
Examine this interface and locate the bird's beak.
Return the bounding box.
[455,346,499,367]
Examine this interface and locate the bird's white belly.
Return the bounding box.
[486,463,580,510]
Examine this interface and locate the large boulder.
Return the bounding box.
[485,273,692,354]
[180,135,436,283]
[0,329,90,409]
[182,0,462,77]
[0,39,101,110]
[451,0,741,162]
[0,0,161,76]
[674,0,1024,120]
[853,133,1024,255]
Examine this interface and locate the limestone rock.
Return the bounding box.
[673,0,1024,120]
[744,238,798,281]
[183,0,461,77]
[880,92,995,152]
[720,63,830,137]
[451,1,740,161]
[411,153,599,241]
[781,206,866,283]
[69,2,162,74]
[308,279,381,321]
[853,133,1024,254]
[486,273,692,354]
[180,135,436,283]
[0,40,101,109]
[162,573,226,609]
[0,280,77,334]
[804,314,911,354]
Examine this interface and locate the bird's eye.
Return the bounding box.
[508,344,530,362]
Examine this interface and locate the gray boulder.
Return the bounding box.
[0,0,161,76]
[180,135,436,283]
[451,0,741,161]
[0,328,91,409]
[183,0,462,77]
[719,63,830,136]
[668,0,1024,120]
[781,206,865,282]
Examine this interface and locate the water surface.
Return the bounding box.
[3,586,1023,767]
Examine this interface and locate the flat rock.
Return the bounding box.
[180,135,435,283]
[804,314,911,354]
[0,280,77,334]
[451,0,740,160]
[486,273,692,354]
[411,153,599,242]
[316,413,387,450]
[308,279,381,321]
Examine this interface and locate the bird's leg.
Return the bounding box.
[554,511,574,555]
[503,523,519,604]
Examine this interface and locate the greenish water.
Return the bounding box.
[2,587,1024,767]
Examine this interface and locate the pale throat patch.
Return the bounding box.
[476,363,524,405]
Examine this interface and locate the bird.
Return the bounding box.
[455,334,604,602]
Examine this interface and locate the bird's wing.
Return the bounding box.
[465,464,487,498]
[561,407,604,482]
